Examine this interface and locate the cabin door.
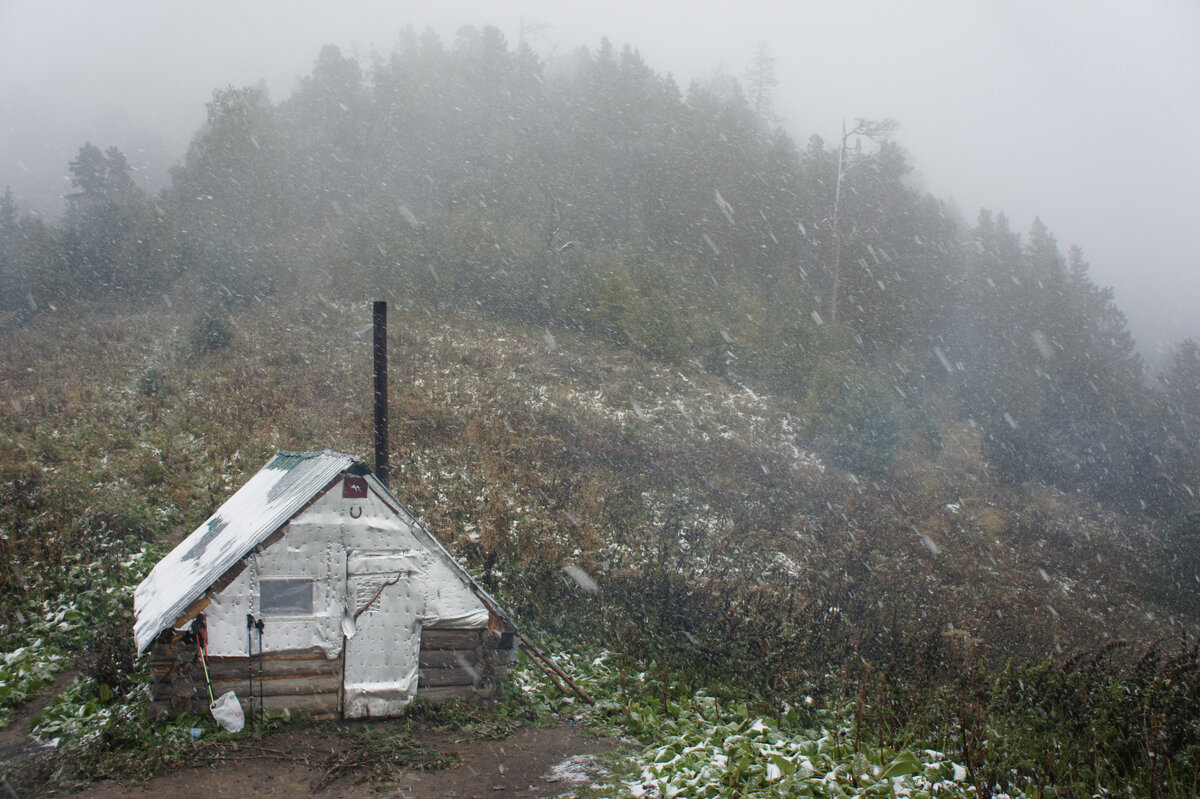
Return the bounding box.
[342,551,426,718]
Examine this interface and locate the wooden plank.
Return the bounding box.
[171,597,211,632]
[418,665,508,689]
[418,668,475,688]
[419,649,477,669]
[210,674,341,697]
[202,657,341,681]
[420,629,481,650]
[149,692,340,720]
[417,685,481,702]
[204,647,328,664]
[261,692,339,716]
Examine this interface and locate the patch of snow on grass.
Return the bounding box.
[542,752,610,789]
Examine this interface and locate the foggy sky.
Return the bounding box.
[2,0,1197,355]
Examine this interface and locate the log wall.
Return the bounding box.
[417,626,515,701]
[147,637,342,720]
[146,624,515,719]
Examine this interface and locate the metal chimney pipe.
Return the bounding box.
[373,300,389,488]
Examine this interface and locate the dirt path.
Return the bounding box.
[65,720,618,798]
[0,671,77,759]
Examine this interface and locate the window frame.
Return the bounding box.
[259,577,315,617]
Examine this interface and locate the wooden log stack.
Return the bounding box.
[145,626,515,720]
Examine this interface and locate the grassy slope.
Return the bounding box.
[0,295,1188,665]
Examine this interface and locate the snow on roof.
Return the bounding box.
[133,450,356,652]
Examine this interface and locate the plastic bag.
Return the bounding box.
[210,690,245,733]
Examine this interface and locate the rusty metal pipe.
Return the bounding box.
[373,300,389,488]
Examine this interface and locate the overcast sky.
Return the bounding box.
[1,0,1196,355]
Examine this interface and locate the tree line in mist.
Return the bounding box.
[1,25,1198,519]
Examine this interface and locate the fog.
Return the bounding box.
[2,0,1196,353]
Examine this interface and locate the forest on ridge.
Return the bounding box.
[3,29,1197,518]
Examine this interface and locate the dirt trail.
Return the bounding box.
[63,721,617,798]
[0,671,77,758]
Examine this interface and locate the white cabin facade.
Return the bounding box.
[134,450,515,719]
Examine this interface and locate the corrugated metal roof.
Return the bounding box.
[133,450,356,652]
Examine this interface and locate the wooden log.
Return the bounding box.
[209,674,341,697]
[148,661,191,702]
[260,692,340,718]
[152,650,335,673]
[170,681,199,698]
[160,646,197,664]
[149,691,340,720]
[420,629,481,650]
[474,675,496,700]
[149,659,203,678]
[518,636,595,705]
[418,666,508,688]
[473,645,504,669]
[416,685,483,702]
[202,658,340,681]
[418,649,477,669]
[203,647,328,664]
[418,668,475,688]
[418,640,513,674]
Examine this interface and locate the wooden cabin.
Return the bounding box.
[133,450,516,720]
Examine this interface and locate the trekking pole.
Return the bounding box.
[194,617,216,706]
[255,618,265,728]
[246,614,255,725]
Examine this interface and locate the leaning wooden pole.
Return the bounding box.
[517,632,595,705]
[521,646,570,696]
[466,584,594,704]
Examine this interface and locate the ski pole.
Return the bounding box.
[256,618,265,727]
[194,617,215,705]
[246,614,254,724]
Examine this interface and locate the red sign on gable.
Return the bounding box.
[342,476,368,499]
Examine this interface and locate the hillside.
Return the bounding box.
[2,26,1200,796]
[2,295,1199,795]
[0,294,1191,652]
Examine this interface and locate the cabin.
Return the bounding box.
[133,449,517,720]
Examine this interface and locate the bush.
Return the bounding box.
[190,305,233,355]
[136,367,164,398]
[813,373,905,477]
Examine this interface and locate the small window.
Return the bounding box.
[260,578,314,616]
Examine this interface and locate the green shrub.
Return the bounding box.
[136,367,164,398]
[190,305,233,355]
[813,372,905,477]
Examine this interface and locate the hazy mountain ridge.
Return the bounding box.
[2,27,1195,522]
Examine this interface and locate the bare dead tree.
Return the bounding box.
[829,117,897,323]
[744,42,779,123]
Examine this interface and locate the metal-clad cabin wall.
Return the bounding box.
[339,483,428,716]
[342,551,426,717]
[346,485,491,629]
[202,485,348,658]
